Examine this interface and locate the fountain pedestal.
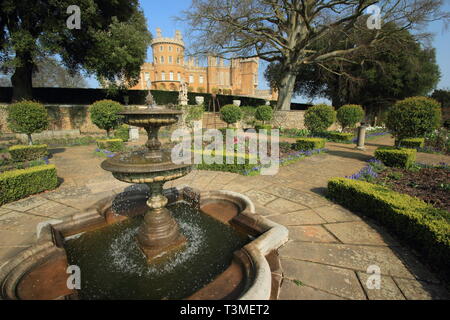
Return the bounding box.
[137,183,186,262]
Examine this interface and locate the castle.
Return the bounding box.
[131,28,277,100]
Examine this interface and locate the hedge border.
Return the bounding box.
[374,147,416,168]
[327,177,450,280]
[0,164,58,205]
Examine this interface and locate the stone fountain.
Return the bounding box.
[0,88,289,300]
[101,92,191,262]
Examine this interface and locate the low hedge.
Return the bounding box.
[327,178,450,275]
[325,131,354,142]
[399,138,425,149]
[293,138,326,151]
[194,149,257,175]
[114,124,130,142]
[8,144,48,162]
[255,124,272,132]
[374,147,416,168]
[96,139,124,152]
[0,165,58,205]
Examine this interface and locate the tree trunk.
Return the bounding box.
[27,134,33,145]
[11,51,34,102]
[276,72,296,111]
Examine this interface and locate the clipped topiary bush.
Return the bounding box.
[9,144,48,162]
[0,165,58,205]
[293,138,326,151]
[90,100,124,137]
[336,104,365,131]
[399,138,425,149]
[97,139,124,152]
[327,178,450,276]
[255,105,273,125]
[386,97,441,145]
[7,100,49,145]
[324,131,354,142]
[304,104,336,134]
[374,147,416,168]
[220,104,242,127]
[114,124,130,142]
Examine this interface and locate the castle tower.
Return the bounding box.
[150,29,186,91]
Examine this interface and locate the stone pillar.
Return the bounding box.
[356,125,367,150]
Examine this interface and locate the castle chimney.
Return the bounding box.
[156,28,162,38]
[175,30,182,41]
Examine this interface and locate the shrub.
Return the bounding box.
[0,165,58,205]
[399,138,425,149]
[97,139,124,152]
[114,124,130,142]
[324,131,354,142]
[241,106,257,127]
[336,104,365,131]
[90,100,124,137]
[304,104,336,134]
[7,100,49,145]
[327,178,450,276]
[386,97,441,144]
[255,105,273,124]
[281,128,310,137]
[220,104,242,127]
[255,124,272,132]
[9,144,48,162]
[293,138,326,151]
[374,147,416,168]
[185,104,205,126]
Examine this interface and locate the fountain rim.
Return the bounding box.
[118,108,183,116]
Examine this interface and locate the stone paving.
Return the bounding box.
[0,135,449,300]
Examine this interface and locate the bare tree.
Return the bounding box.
[180,0,449,110]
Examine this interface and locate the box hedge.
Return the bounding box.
[0,165,58,205]
[293,138,326,151]
[327,178,450,275]
[399,138,425,149]
[325,131,354,142]
[374,147,416,168]
[96,139,124,152]
[8,144,48,162]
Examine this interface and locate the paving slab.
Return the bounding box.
[281,258,366,300]
[279,279,345,300]
[265,198,307,213]
[264,185,329,208]
[244,189,278,206]
[26,201,79,218]
[279,242,415,279]
[356,272,405,300]
[324,221,400,246]
[287,226,337,243]
[267,210,327,226]
[393,278,450,300]
[2,196,49,212]
[0,211,51,233]
[0,229,36,247]
[0,208,12,216]
[313,205,362,223]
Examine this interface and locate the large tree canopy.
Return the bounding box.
[265,24,441,119]
[181,0,449,110]
[0,0,151,101]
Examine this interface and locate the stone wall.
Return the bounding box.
[272,110,339,130]
[0,104,104,135]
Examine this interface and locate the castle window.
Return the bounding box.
[160,45,163,52]
[176,47,180,53]
[168,56,173,63]
[144,72,150,88]
[170,72,174,81]
[177,72,181,81]
[189,75,194,83]
[169,46,173,52]
[199,75,204,84]
[161,72,165,81]
[177,57,181,64]
[160,56,164,64]
[154,56,158,63]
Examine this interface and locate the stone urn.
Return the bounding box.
[233,100,241,107]
[195,96,204,105]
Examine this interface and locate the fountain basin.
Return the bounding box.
[0,187,288,300]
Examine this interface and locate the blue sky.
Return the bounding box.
[89,0,449,102]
